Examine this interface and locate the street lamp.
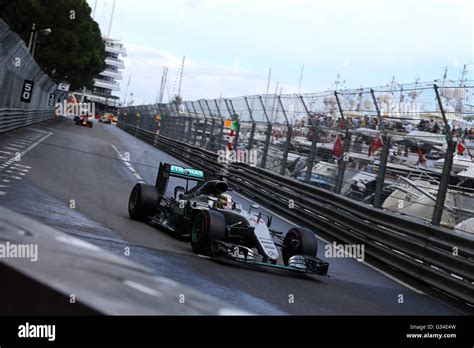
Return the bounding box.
[27,23,52,58]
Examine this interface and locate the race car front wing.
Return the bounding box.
[211,240,329,276]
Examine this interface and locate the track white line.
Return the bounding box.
[19,131,52,155]
[11,166,29,172]
[0,174,21,180]
[360,260,425,294]
[0,131,52,195]
[197,254,211,259]
[6,170,25,176]
[111,144,145,183]
[5,145,24,150]
[11,163,31,169]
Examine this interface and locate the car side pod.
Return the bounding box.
[213,241,256,262]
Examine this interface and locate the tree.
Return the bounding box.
[0,0,106,90]
[171,94,183,106]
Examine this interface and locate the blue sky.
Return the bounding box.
[89,0,473,104]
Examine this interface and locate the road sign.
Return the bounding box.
[57,82,70,91]
[20,80,34,103]
[48,93,55,107]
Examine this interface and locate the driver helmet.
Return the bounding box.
[217,193,233,210]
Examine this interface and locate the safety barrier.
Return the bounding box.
[0,108,54,133]
[0,19,58,134]
[117,121,474,306]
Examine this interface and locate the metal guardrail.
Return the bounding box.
[117,121,474,306]
[0,108,54,134]
[0,205,247,315]
[0,19,58,135]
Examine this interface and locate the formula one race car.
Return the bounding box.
[128,163,329,276]
[98,115,112,124]
[75,115,93,128]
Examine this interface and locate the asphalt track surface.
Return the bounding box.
[0,117,468,315]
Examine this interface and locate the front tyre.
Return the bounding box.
[191,210,226,255]
[128,183,158,221]
[282,227,318,266]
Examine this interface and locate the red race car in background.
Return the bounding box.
[75,115,93,128]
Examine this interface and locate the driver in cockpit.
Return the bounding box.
[216,193,234,210]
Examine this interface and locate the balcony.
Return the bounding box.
[93,78,120,91]
[105,43,127,57]
[105,57,125,69]
[100,69,123,80]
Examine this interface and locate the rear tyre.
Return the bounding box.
[191,210,226,255]
[282,227,318,266]
[128,183,158,221]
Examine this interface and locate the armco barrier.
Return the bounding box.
[0,19,58,134]
[0,108,55,133]
[0,205,246,315]
[117,121,474,306]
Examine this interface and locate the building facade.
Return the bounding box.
[73,36,126,112]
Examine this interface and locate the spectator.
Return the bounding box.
[417,120,424,131]
[353,117,360,128]
[372,118,379,130]
[365,163,373,173]
[422,120,430,132]
[353,137,363,153]
[429,119,435,132]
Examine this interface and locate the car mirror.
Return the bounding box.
[248,203,259,214]
[266,215,272,228]
[208,196,218,208]
[234,202,242,212]
[174,186,185,199]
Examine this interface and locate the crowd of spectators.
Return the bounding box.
[417,119,473,138]
[306,112,473,139]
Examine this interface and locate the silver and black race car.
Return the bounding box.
[128,162,328,276]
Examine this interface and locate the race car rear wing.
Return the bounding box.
[155,162,207,195]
